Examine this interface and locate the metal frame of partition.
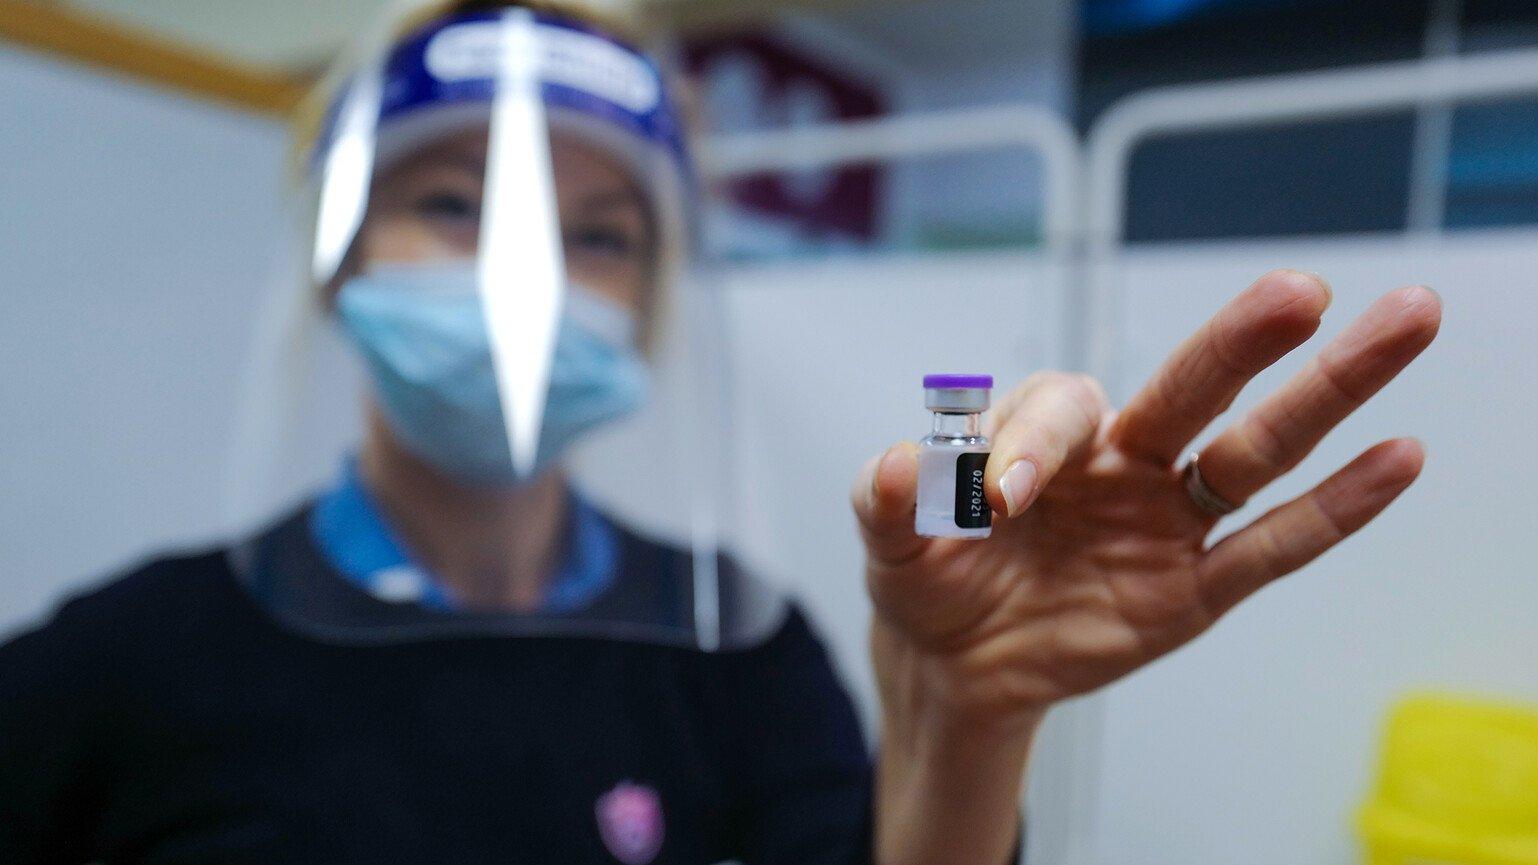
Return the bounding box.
[698,44,1538,406]
[701,104,1083,249]
[697,103,1095,865]
[1081,45,1538,396]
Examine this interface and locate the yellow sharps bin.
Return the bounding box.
[1358,693,1538,865]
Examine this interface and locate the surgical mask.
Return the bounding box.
[335,262,650,485]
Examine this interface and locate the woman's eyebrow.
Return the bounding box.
[443,155,487,178]
[577,189,649,215]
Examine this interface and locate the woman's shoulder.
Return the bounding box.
[68,546,238,617]
[1,539,257,675]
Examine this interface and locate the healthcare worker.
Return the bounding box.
[0,1,1443,863]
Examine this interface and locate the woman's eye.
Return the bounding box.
[414,192,480,222]
[567,226,642,258]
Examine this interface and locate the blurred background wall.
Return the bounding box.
[2,1,1536,863]
[0,42,296,623]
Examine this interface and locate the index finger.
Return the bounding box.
[1109,269,1332,466]
[985,372,1107,518]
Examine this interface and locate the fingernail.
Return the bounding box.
[873,446,902,503]
[1306,271,1333,306]
[860,454,882,510]
[1000,460,1038,517]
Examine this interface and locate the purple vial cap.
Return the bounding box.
[923,373,993,390]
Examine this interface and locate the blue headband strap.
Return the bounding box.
[362,11,685,165]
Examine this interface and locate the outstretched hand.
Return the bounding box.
[856,270,1441,721]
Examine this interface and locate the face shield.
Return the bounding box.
[229,7,782,650]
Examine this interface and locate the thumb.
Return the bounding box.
[851,442,929,567]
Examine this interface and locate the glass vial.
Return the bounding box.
[915,374,993,539]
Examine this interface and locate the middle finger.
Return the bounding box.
[1109,269,1332,466]
[1193,286,1442,508]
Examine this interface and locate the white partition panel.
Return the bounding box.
[1091,230,1538,865]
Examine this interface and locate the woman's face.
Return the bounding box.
[357,128,656,312]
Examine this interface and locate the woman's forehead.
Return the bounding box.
[389,128,641,195]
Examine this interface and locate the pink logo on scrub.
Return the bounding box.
[595,781,664,865]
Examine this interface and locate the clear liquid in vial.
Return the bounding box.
[915,438,992,539]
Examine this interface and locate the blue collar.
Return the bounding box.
[309,459,618,613]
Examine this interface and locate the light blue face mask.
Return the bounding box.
[335,263,651,486]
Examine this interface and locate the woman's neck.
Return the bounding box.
[357,409,568,611]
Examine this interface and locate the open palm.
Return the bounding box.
[855,271,1441,717]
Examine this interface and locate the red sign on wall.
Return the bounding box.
[685,33,887,241]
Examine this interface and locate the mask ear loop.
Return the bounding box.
[480,8,566,480]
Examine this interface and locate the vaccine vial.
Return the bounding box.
[915,374,993,539]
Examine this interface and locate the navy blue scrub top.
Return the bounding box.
[0,473,877,863]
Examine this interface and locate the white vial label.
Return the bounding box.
[916,444,993,539]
